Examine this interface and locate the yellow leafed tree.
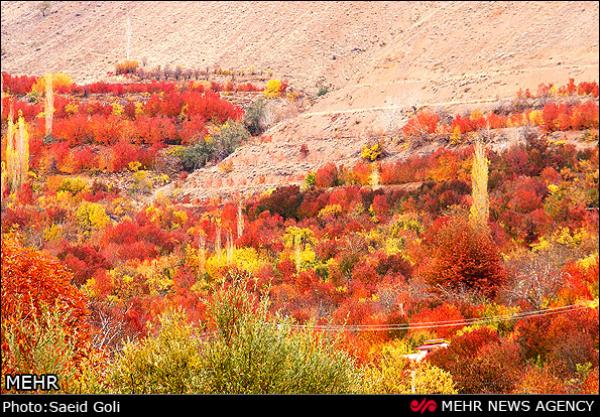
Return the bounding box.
[4,107,30,192]
[450,125,462,145]
[469,138,489,229]
[263,79,283,98]
[226,232,234,263]
[16,112,30,188]
[1,162,7,199]
[31,72,73,94]
[45,73,54,137]
[4,106,15,192]
[370,163,380,189]
[237,199,244,238]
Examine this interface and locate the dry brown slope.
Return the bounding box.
[1,1,433,88]
[180,1,599,200]
[5,2,595,94]
[2,1,598,200]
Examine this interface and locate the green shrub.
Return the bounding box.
[200,277,360,394]
[180,140,215,172]
[317,86,329,97]
[212,122,250,160]
[2,309,77,393]
[179,122,249,172]
[107,275,361,394]
[304,171,316,188]
[108,310,205,394]
[243,98,268,136]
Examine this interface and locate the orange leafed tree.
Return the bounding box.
[1,236,90,357]
[401,110,439,139]
[421,216,507,298]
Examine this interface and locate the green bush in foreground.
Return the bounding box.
[201,279,360,393]
[109,311,204,393]
[2,309,77,393]
[109,277,361,394]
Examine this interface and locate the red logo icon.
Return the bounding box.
[410,398,437,414]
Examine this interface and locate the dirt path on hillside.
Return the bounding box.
[300,96,510,117]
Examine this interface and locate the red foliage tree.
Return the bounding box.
[1,237,91,362]
[402,110,439,139]
[371,194,390,219]
[582,367,599,394]
[515,366,567,394]
[421,216,507,298]
[428,328,522,393]
[544,309,599,378]
[59,244,111,286]
[1,73,38,95]
[410,304,464,338]
[315,163,339,188]
[254,185,303,219]
[100,214,185,262]
[561,256,599,301]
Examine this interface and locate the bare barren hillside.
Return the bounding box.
[2,1,598,199]
[1,1,436,88]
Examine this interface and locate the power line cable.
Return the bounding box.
[283,303,592,332]
[292,304,582,328]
